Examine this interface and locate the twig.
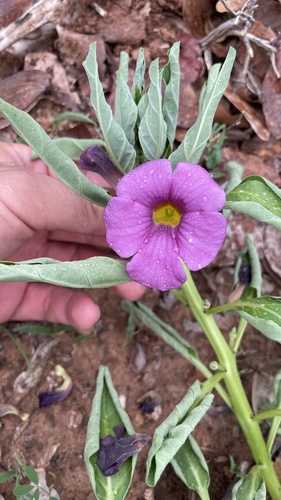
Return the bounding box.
[0,0,67,52]
[199,1,280,79]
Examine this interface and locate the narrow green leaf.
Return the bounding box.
[0,99,110,207]
[139,58,167,160]
[84,366,136,500]
[162,42,180,152]
[24,466,38,485]
[224,161,243,194]
[132,48,145,104]
[31,488,40,500]
[0,471,17,483]
[52,111,96,125]
[83,43,136,172]
[231,466,266,500]
[169,47,236,167]
[122,300,231,406]
[115,52,138,148]
[0,257,131,288]
[171,435,210,497]
[225,175,281,230]
[146,380,213,487]
[207,297,281,343]
[122,300,198,361]
[32,138,105,160]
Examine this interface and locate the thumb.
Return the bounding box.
[0,166,105,236]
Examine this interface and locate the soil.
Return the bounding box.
[0,1,281,499]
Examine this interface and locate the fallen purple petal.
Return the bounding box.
[97,425,150,476]
[104,159,227,291]
[38,365,73,409]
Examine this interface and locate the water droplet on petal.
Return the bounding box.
[144,238,149,244]
[149,169,155,175]
[202,195,208,202]
[197,263,202,269]
[188,238,193,243]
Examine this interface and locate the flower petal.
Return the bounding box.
[171,162,226,212]
[176,212,227,270]
[126,226,186,290]
[116,159,172,206]
[104,198,153,257]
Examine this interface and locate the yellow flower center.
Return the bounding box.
[153,203,182,227]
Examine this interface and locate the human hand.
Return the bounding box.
[0,142,144,330]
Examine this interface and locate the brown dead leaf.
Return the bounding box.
[261,40,281,140]
[182,0,212,39]
[0,70,50,129]
[24,51,80,109]
[248,19,276,43]
[225,85,270,141]
[216,0,247,13]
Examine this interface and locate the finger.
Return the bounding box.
[112,282,146,301]
[5,282,101,331]
[0,169,105,258]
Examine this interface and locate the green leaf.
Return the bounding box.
[146,380,213,487]
[162,42,180,152]
[207,297,281,343]
[0,99,110,208]
[139,58,167,160]
[231,466,266,500]
[224,161,243,194]
[84,366,136,500]
[0,470,17,483]
[31,138,105,160]
[24,466,38,485]
[169,47,236,167]
[52,111,96,126]
[132,48,145,104]
[122,300,198,361]
[0,257,131,288]
[115,52,138,148]
[225,175,281,230]
[83,42,136,172]
[171,435,210,498]
[13,484,34,496]
[122,300,230,405]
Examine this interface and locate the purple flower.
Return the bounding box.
[104,160,226,291]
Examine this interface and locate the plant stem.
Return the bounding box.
[232,318,248,353]
[181,268,281,500]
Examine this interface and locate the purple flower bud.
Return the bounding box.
[80,146,123,188]
[38,365,73,409]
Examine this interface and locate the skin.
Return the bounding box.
[0,142,144,331]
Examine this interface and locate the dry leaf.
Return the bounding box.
[182,0,212,39]
[216,0,247,13]
[261,41,281,140]
[225,85,270,141]
[0,70,50,129]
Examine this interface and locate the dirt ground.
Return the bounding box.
[0,1,281,499]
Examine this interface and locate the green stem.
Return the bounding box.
[232,318,248,354]
[181,268,281,500]
[267,404,281,454]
